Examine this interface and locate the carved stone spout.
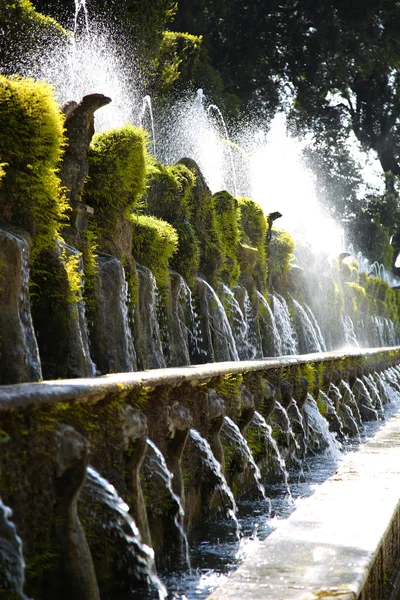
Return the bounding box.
[59,93,111,224]
[238,385,255,432]
[121,405,152,547]
[279,380,293,410]
[297,377,309,409]
[49,424,100,600]
[261,378,276,419]
[166,402,192,504]
[206,389,225,467]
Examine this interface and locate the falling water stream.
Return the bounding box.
[163,369,400,600]
[0,497,27,599]
[145,439,191,570]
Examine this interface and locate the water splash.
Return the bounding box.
[189,429,240,536]
[135,264,166,369]
[220,284,258,360]
[292,298,326,353]
[330,383,360,439]
[251,411,291,499]
[271,295,298,355]
[86,466,167,598]
[341,314,360,347]
[196,278,239,362]
[256,291,282,356]
[0,498,27,599]
[207,104,238,196]
[61,243,97,377]
[140,95,157,158]
[25,10,137,131]
[303,394,341,458]
[223,416,269,508]
[93,255,136,373]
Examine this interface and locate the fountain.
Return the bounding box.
[3,2,400,598]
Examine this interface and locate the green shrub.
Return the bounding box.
[0,0,67,74]
[238,197,267,291]
[152,31,203,97]
[84,125,150,228]
[131,214,178,296]
[344,281,367,316]
[0,75,67,257]
[268,227,295,278]
[145,162,200,286]
[213,191,240,287]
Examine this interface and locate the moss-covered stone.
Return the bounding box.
[178,158,225,287]
[213,191,240,288]
[0,75,68,258]
[144,162,200,286]
[131,214,178,298]
[268,227,295,284]
[238,197,267,291]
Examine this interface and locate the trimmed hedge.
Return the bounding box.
[84,125,150,228]
[131,214,178,296]
[0,75,67,257]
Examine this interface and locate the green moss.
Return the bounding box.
[238,197,267,291]
[0,75,68,257]
[213,191,240,288]
[144,162,200,286]
[84,125,151,228]
[131,213,178,297]
[212,374,243,417]
[344,281,367,316]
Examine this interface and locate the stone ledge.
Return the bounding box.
[207,415,400,600]
[0,347,399,411]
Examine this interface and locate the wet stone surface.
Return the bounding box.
[208,416,400,600]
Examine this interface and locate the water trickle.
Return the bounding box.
[355,377,379,421]
[273,400,302,458]
[223,416,269,507]
[292,298,326,353]
[0,228,42,383]
[207,104,238,196]
[341,314,359,347]
[365,374,384,413]
[251,411,291,498]
[303,304,327,351]
[271,294,298,355]
[0,498,27,599]
[189,429,240,536]
[86,466,167,599]
[73,0,90,37]
[256,291,282,356]
[240,287,262,357]
[330,383,360,439]
[140,95,157,158]
[340,381,362,424]
[195,278,239,362]
[135,264,166,370]
[61,243,97,377]
[317,390,345,437]
[92,255,136,373]
[303,394,341,458]
[146,439,190,570]
[220,284,258,360]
